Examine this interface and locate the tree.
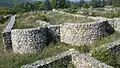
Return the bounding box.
[83,2,89,8]
[56,0,67,8]
[90,0,96,7]
[100,0,106,7]
[79,0,85,7]
[106,0,113,5]
[44,0,51,10]
[51,0,57,9]
[113,0,120,7]
[96,0,101,7]
[33,1,43,10]
[90,0,101,8]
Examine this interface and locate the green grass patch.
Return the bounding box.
[91,32,120,68]
[0,42,90,68]
[92,48,120,68]
[63,8,120,18]
[91,32,120,50]
[14,11,94,29]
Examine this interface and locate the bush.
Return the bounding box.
[0,16,6,24]
[102,12,120,18]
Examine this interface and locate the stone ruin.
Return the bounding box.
[2,12,120,68]
[3,15,116,54]
[22,50,113,68]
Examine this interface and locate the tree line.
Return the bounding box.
[0,0,120,15]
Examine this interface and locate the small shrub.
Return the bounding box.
[0,16,5,24]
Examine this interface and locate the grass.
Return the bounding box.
[91,31,120,50]
[14,11,94,29]
[1,11,120,68]
[63,8,120,18]
[92,47,120,68]
[0,42,90,68]
[0,31,120,68]
[91,32,120,68]
[47,12,94,24]
[13,13,41,29]
[0,19,9,55]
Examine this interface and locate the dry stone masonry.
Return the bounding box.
[2,12,120,68]
[72,52,113,68]
[60,20,114,45]
[11,25,60,54]
[22,50,113,68]
[47,25,60,44]
[22,51,73,68]
[3,15,16,51]
[11,27,47,54]
[90,40,120,53]
[3,14,116,53]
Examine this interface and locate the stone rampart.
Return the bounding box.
[60,20,114,45]
[22,50,113,68]
[21,51,73,68]
[72,53,113,68]
[90,40,120,53]
[47,25,60,44]
[108,18,120,32]
[11,27,47,54]
[3,15,16,51]
[11,25,60,54]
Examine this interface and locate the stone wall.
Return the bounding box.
[47,25,60,44]
[22,50,113,68]
[90,40,120,53]
[11,27,47,54]
[21,51,73,68]
[3,15,16,51]
[3,32,12,51]
[72,53,113,68]
[11,25,60,54]
[108,18,120,32]
[60,20,114,46]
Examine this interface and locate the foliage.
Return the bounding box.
[51,0,57,9]
[102,12,120,18]
[0,16,7,24]
[79,0,85,7]
[91,32,120,68]
[0,0,116,15]
[91,32,120,49]
[14,12,49,29]
[44,0,51,10]
[90,0,106,8]
[0,42,89,68]
[113,0,120,7]
[14,11,94,29]
[92,48,120,68]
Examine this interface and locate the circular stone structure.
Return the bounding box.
[11,27,47,54]
[60,20,114,46]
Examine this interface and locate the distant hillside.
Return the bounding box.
[0,0,91,7]
[0,0,42,7]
